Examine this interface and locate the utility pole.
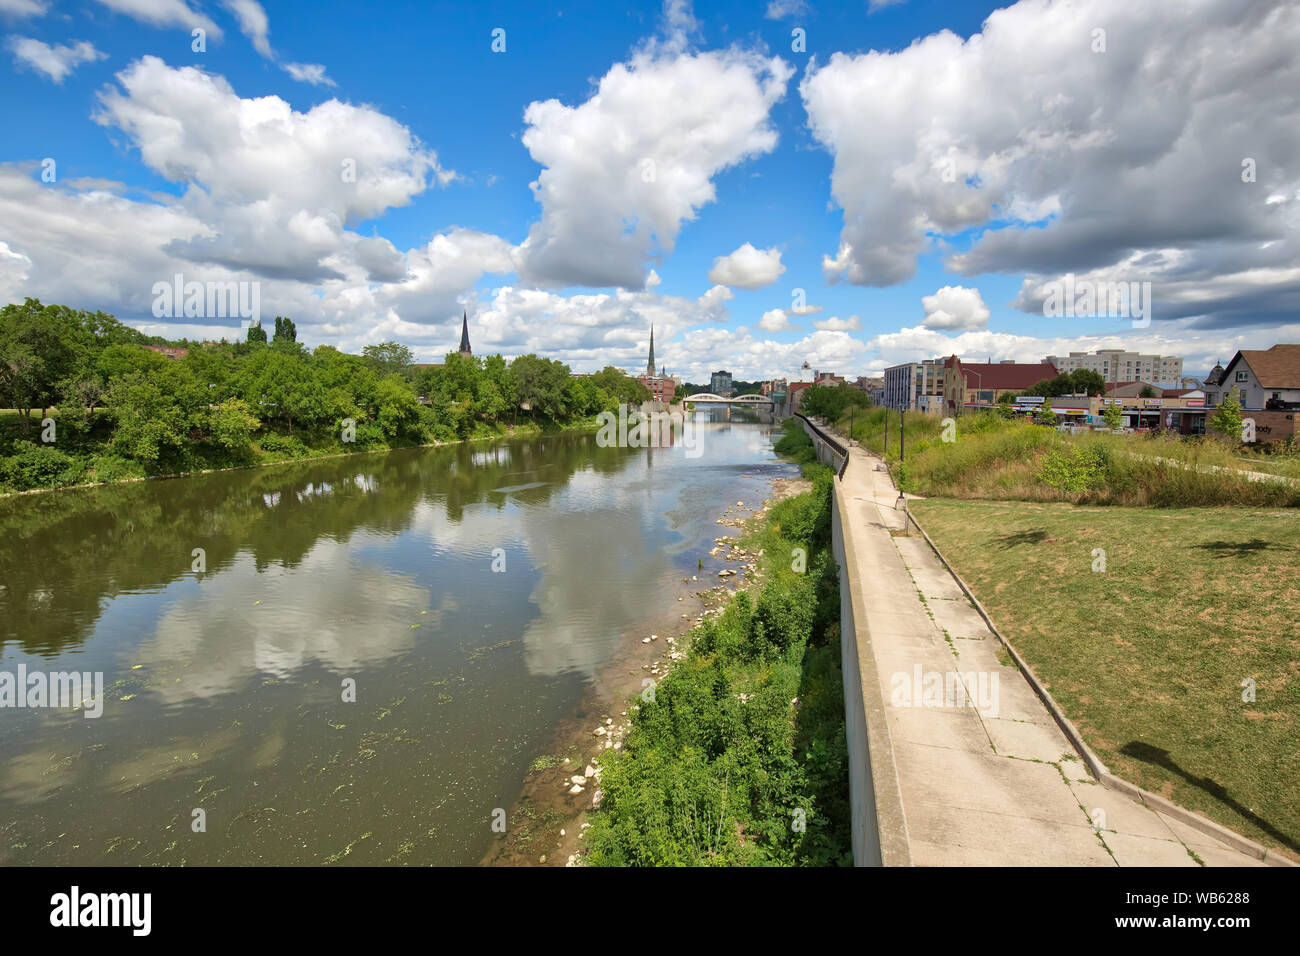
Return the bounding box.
[896,404,907,512]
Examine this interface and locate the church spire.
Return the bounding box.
[646,325,655,376]
[459,311,472,355]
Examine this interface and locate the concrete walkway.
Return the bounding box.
[837,442,1265,866]
[1139,453,1299,486]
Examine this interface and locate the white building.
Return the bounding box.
[1205,345,1300,410]
[1043,349,1183,385]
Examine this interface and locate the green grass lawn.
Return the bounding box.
[910,498,1300,858]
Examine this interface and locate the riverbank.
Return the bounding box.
[479,420,852,867]
[480,468,819,866]
[0,416,601,500]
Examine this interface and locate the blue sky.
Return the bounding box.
[2,0,1298,383]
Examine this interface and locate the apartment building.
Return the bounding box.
[1043,349,1183,384]
[883,358,946,412]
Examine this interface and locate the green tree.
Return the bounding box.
[512,354,572,421]
[246,320,267,344]
[107,372,194,467]
[208,397,259,455]
[272,316,297,344]
[1102,401,1124,429]
[800,383,867,420]
[1209,396,1244,442]
[1025,369,1106,398]
[0,298,91,432]
[1068,369,1106,396]
[374,374,419,438]
[362,341,414,379]
[589,366,650,406]
[235,349,326,433]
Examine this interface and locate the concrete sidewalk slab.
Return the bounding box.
[831,440,1265,867]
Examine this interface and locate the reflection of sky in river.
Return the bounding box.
[0,415,794,863]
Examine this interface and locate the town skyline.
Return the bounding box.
[3,0,1298,385]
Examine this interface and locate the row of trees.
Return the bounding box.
[797,382,871,420]
[0,298,650,487]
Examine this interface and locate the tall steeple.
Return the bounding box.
[459,311,472,355]
[646,325,655,377]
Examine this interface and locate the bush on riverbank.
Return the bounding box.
[0,298,644,492]
[772,417,817,466]
[837,408,1300,507]
[586,460,851,866]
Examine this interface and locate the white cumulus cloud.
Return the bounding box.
[813,314,861,331]
[758,308,794,331]
[800,0,1300,331]
[517,44,792,288]
[707,242,785,289]
[920,285,989,330]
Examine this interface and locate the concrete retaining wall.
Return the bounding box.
[794,413,848,474]
[793,414,909,866]
[831,487,881,865]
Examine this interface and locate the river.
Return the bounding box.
[0,409,795,865]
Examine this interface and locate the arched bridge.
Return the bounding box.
[685,393,777,406]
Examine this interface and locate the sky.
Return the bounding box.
[1,0,1298,384]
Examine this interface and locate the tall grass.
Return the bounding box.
[832,409,1300,508]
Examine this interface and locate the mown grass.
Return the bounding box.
[587,429,850,866]
[910,498,1300,857]
[834,408,1300,507]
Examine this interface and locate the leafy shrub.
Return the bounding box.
[351,419,387,447]
[90,453,144,483]
[1037,445,1106,493]
[258,432,309,457]
[0,441,86,490]
[769,466,832,541]
[773,419,816,464]
[208,397,259,455]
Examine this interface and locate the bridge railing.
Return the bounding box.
[793,412,849,479]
